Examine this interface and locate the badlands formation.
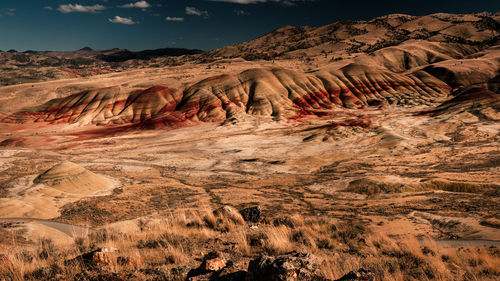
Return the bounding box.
[0,12,499,281]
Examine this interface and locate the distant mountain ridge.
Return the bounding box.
[0,46,204,85]
[0,12,498,89]
[1,46,203,59]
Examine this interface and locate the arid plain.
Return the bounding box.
[0,13,499,281]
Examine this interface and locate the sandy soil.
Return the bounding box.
[0,98,497,245]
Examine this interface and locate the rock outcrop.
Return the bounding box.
[239,206,261,223]
[334,269,376,281]
[246,252,326,281]
[65,247,118,271]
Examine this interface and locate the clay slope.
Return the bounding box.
[353,41,485,72]
[0,161,113,218]
[205,13,499,61]
[33,161,111,195]
[421,45,500,91]
[4,65,449,127]
[424,87,500,120]
[7,85,182,125]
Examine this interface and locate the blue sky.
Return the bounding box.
[0,0,498,52]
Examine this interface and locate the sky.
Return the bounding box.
[0,0,498,52]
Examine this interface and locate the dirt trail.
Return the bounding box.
[433,239,500,247]
[0,218,91,237]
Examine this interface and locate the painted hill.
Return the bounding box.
[33,161,111,195]
[1,12,499,132]
[0,162,113,218]
[5,65,449,127]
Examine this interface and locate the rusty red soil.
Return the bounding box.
[62,69,81,77]
[64,124,138,142]
[0,74,449,145]
[0,137,27,147]
[2,76,445,126]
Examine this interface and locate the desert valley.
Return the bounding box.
[0,10,499,281]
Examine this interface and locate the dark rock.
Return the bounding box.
[212,267,247,281]
[334,269,376,281]
[240,206,261,223]
[171,266,192,280]
[117,256,134,266]
[204,258,226,271]
[25,264,63,280]
[95,273,126,281]
[138,267,171,280]
[246,252,327,281]
[204,251,225,261]
[74,271,131,281]
[187,264,246,281]
[74,272,93,281]
[201,251,227,272]
[188,251,229,279]
[65,247,117,270]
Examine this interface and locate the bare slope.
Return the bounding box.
[33,161,111,195]
[0,161,113,218]
[4,66,449,127]
[423,87,500,119]
[205,13,499,61]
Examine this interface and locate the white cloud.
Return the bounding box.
[166,16,184,22]
[208,0,266,3]
[234,10,249,15]
[57,4,106,13]
[44,6,53,10]
[119,1,151,8]
[185,7,209,17]
[108,16,137,24]
[208,0,308,4]
[4,8,16,16]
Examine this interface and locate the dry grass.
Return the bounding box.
[262,225,293,254]
[344,178,403,196]
[235,230,251,257]
[417,180,497,194]
[0,210,499,280]
[344,178,498,196]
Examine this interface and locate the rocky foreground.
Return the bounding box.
[1,205,498,281]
